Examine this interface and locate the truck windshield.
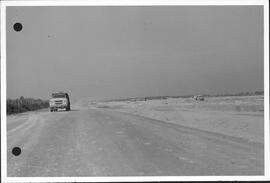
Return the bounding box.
[52,93,66,98]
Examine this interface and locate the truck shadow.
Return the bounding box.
[52,109,80,112]
[70,109,79,112]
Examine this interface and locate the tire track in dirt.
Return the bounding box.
[97,109,264,175]
[106,109,263,149]
[6,105,264,176]
[7,111,70,176]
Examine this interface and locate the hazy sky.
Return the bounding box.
[6,6,264,100]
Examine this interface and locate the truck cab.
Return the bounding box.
[49,92,71,112]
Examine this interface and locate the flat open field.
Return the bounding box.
[95,95,264,143]
[7,95,264,176]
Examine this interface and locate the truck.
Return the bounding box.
[49,92,71,112]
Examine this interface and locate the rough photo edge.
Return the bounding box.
[1,0,269,182]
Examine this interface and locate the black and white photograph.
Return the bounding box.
[1,0,269,182]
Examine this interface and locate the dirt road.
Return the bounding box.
[7,103,264,176]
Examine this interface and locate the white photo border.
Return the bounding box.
[1,0,269,182]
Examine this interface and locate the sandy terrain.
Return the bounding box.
[6,96,264,176]
[94,95,264,143]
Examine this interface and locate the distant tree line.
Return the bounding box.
[102,90,264,102]
[7,96,49,115]
[205,91,264,97]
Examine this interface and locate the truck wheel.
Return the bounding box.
[50,108,53,112]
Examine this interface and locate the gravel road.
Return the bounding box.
[7,102,264,176]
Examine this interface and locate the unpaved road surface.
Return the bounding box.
[7,103,264,176]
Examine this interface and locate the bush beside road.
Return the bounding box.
[6,96,49,115]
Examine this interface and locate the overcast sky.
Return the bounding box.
[6,6,264,100]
